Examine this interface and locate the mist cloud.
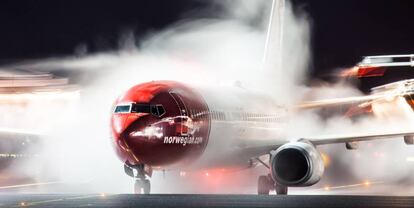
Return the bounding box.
[2,0,413,195]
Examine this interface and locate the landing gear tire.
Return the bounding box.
[125,163,152,194]
[134,179,151,194]
[143,180,151,194]
[275,183,288,195]
[258,175,272,195]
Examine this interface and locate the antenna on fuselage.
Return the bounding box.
[262,0,285,71]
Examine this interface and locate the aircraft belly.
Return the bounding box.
[188,120,285,170]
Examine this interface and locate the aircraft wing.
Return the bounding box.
[296,94,380,109]
[240,131,414,161]
[304,131,414,146]
[295,92,408,109]
[297,78,414,111]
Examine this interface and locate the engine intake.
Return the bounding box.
[270,142,324,186]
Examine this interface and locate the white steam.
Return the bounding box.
[1,0,413,195]
[6,0,312,194]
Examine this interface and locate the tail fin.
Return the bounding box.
[262,0,285,71]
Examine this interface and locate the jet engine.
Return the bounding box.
[270,141,324,186]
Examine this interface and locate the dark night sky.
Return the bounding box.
[0,0,414,77]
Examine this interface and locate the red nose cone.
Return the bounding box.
[111,81,211,168]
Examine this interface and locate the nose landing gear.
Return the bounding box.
[124,162,153,194]
[135,178,151,194]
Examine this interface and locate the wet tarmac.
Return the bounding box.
[0,194,414,208]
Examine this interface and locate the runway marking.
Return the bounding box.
[10,194,107,207]
[312,180,384,192]
[0,178,96,191]
[0,181,65,190]
[16,198,64,207]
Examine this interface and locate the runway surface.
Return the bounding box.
[0,194,413,208]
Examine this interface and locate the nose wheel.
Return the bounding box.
[135,179,151,194]
[124,162,153,194]
[257,175,288,195]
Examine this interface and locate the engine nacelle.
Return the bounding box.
[270,141,324,187]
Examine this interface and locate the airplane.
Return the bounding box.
[340,54,414,93]
[110,79,414,195]
[109,0,414,195]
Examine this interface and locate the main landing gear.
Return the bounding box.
[257,175,288,195]
[255,157,288,195]
[124,162,152,194]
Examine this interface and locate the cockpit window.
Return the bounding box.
[132,104,151,113]
[151,104,166,117]
[157,105,165,116]
[114,103,165,117]
[114,105,131,113]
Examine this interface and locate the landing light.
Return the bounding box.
[324,186,330,191]
[364,181,370,187]
[20,202,26,206]
[320,153,330,167]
